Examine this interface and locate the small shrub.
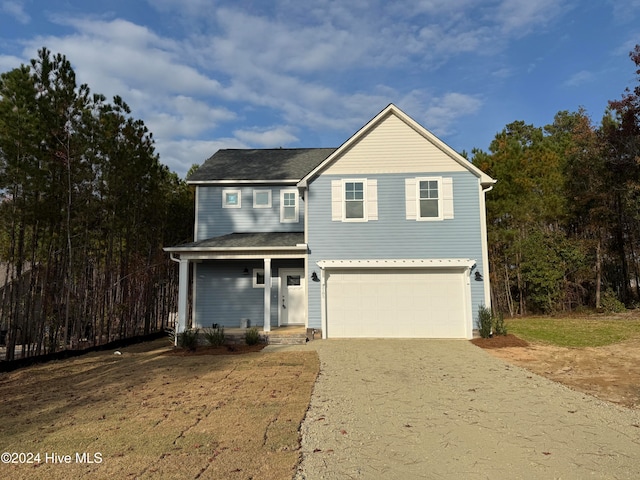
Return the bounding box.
[178,328,200,351]
[204,326,225,346]
[245,327,261,345]
[493,311,507,336]
[478,305,493,338]
[600,289,626,313]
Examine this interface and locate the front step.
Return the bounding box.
[265,333,308,345]
[216,331,309,345]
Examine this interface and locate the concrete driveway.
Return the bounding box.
[289,339,640,479]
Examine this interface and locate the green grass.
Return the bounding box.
[506,314,640,348]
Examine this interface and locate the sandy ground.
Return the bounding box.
[481,338,640,409]
[0,341,318,480]
[293,339,640,480]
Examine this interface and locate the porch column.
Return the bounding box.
[263,258,271,332]
[176,258,189,345]
[320,267,327,339]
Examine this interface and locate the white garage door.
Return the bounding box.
[325,268,469,338]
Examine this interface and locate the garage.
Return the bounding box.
[319,259,474,339]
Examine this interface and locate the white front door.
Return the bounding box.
[280,269,305,325]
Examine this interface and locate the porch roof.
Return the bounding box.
[164,232,307,259]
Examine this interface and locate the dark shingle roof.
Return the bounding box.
[187,148,336,182]
[173,232,305,250]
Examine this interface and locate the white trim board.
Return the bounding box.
[317,258,475,269]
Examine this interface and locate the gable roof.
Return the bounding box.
[298,104,496,188]
[187,148,336,184]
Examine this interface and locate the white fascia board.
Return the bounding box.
[316,259,476,269]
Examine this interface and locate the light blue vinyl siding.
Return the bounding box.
[196,186,304,240]
[193,259,303,328]
[306,172,487,329]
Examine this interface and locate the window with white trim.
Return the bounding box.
[419,178,440,219]
[280,190,299,223]
[405,177,454,221]
[222,189,241,208]
[344,180,365,220]
[331,178,378,222]
[253,189,272,208]
[252,269,265,288]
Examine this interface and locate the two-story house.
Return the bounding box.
[165,104,495,339]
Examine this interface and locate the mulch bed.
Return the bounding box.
[162,344,266,356]
[470,334,529,349]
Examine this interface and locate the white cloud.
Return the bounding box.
[608,0,640,22]
[0,54,25,73]
[146,98,236,140]
[160,138,248,178]
[234,127,298,147]
[564,70,595,87]
[420,92,483,136]
[494,0,570,36]
[1,0,30,24]
[3,0,576,176]
[492,67,513,78]
[38,17,222,97]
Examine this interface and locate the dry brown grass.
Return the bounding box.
[0,339,319,479]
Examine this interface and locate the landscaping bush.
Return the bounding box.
[478,305,493,338]
[477,305,507,338]
[204,326,225,346]
[493,311,507,336]
[245,327,261,345]
[178,328,200,351]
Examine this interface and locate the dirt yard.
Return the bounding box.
[473,335,640,409]
[0,339,319,480]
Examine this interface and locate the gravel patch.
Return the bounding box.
[294,339,640,479]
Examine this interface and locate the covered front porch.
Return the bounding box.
[164,233,309,340]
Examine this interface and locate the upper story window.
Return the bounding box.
[344,181,365,220]
[419,179,440,219]
[331,179,378,222]
[253,189,272,208]
[222,189,241,208]
[280,190,299,223]
[405,177,454,221]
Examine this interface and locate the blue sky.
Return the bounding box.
[1,0,639,178]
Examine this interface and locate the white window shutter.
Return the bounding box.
[443,177,454,219]
[405,178,416,220]
[367,179,378,220]
[331,180,342,221]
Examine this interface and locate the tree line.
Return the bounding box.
[472,45,640,316]
[0,48,193,360]
[2,44,638,357]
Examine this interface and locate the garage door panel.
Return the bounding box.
[326,268,468,338]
